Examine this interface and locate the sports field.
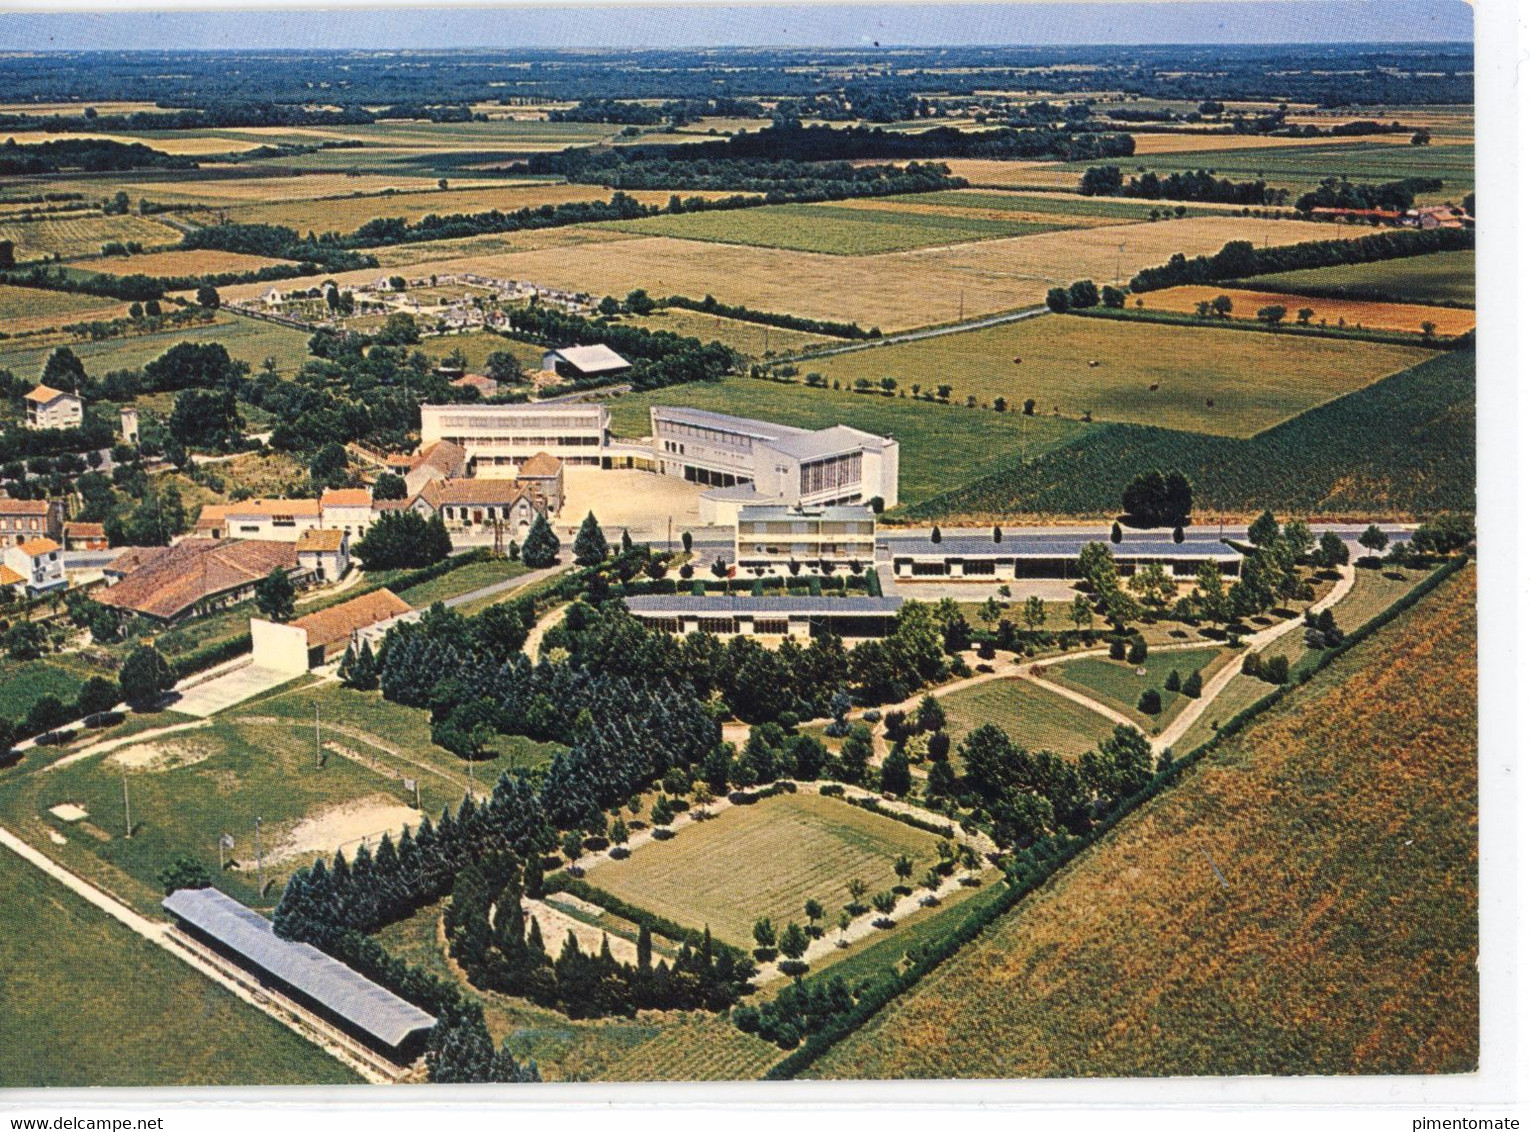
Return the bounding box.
[1133,285,1475,337]
[811,570,1477,1079]
[809,313,1433,437]
[0,854,359,1086]
[596,200,1063,255]
[0,282,129,331]
[86,247,296,277]
[937,677,1117,757]
[0,313,313,378]
[604,376,1085,507]
[583,790,945,948]
[1238,249,1476,307]
[0,212,180,262]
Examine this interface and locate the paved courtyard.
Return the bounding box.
[558,466,709,543]
[170,664,302,718]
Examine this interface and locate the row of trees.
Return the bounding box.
[1078,165,1283,206]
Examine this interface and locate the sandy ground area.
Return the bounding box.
[270,797,423,864]
[526,896,640,965]
[48,803,88,822]
[558,466,703,543]
[108,736,216,772]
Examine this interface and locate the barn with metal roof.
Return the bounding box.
[162,887,435,1062]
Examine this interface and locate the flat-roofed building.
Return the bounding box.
[419,403,609,472]
[624,594,903,639]
[162,887,435,1064]
[24,384,82,431]
[541,344,630,380]
[886,531,1243,581]
[735,503,877,575]
[649,406,899,525]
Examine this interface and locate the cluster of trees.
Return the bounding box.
[0,101,377,135]
[1121,469,1193,527]
[1078,165,1284,205]
[1295,175,1445,213]
[179,221,376,274]
[0,264,167,302]
[446,849,753,1019]
[1044,278,1113,313]
[734,975,857,1048]
[0,136,193,174]
[548,96,765,125]
[353,511,455,570]
[1129,228,1474,293]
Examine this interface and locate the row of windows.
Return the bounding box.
[437,413,601,430]
[799,453,862,497]
[445,434,600,448]
[657,420,755,451]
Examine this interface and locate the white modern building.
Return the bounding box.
[2,537,66,594]
[650,406,899,525]
[419,403,610,472]
[734,504,877,575]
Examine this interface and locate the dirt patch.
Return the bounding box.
[524,897,639,965]
[48,803,88,822]
[108,737,216,772]
[270,796,423,864]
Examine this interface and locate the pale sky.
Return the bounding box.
[0,2,1475,50]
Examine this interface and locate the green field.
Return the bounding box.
[583,791,945,949]
[0,854,359,1087]
[0,313,314,381]
[605,376,1084,509]
[937,677,1118,757]
[811,570,1477,1079]
[1058,141,1475,202]
[595,201,1062,255]
[810,313,1432,438]
[904,349,1475,521]
[1239,249,1476,307]
[1050,645,1229,729]
[629,307,835,357]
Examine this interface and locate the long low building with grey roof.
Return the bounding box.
[163,887,436,1063]
[884,530,1244,580]
[624,593,904,638]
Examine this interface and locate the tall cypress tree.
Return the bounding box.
[522,512,561,568]
[573,511,609,566]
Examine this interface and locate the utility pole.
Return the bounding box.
[315,701,322,769]
[957,288,965,321]
[255,816,264,897]
[121,768,132,839]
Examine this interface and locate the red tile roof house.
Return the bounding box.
[99,539,308,623]
[0,498,64,547]
[62,521,108,551]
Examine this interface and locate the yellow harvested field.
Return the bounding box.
[0,284,129,332]
[0,212,180,262]
[1137,285,1476,337]
[215,215,1369,332]
[823,195,1117,228]
[0,130,267,155]
[1127,131,1428,154]
[366,224,645,268]
[121,173,527,206]
[940,159,1081,189]
[87,248,295,277]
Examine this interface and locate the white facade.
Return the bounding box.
[734,504,878,575]
[25,387,83,431]
[3,539,66,593]
[419,403,610,472]
[650,407,899,525]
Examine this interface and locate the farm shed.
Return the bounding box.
[162,887,435,1063]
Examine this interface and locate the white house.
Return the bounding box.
[3,538,66,594]
[319,488,376,538]
[196,499,323,541]
[24,385,83,431]
[296,528,350,583]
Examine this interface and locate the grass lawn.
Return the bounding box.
[1049,644,1230,730]
[809,313,1434,438]
[938,677,1118,757]
[594,201,1063,255]
[907,189,1226,222]
[811,569,1477,1079]
[605,376,1084,509]
[413,330,546,374]
[391,555,529,607]
[584,791,946,949]
[0,313,314,380]
[0,854,359,1087]
[1238,249,1476,307]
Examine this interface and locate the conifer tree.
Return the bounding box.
[522,512,561,568]
[573,511,609,566]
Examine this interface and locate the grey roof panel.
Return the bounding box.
[625,594,904,615]
[163,888,435,1047]
[885,534,1240,559]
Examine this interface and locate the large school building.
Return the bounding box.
[419,402,612,472]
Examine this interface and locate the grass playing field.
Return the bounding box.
[809,312,1434,438]
[0,212,180,263]
[583,790,946,948]
[1133,285,1474,337]
[936,677,1117,757]
[0,282,129,332]
[1049,644,1230,730]
[1238,249,1476,307]
[595,200,1063,255]
[0,313,314,379]
[0,853,359,1087]
[603,376,1085,508]
[810,568,1477,1079]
